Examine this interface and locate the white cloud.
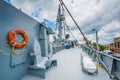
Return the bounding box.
[11,0,59,21]
[100,20,120,33]
[10,0,120,44]
[98,20,120,44]
[115,33,120,38]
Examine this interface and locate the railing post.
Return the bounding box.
[92,50,96,61]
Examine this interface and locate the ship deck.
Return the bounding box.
[22,47,111,80]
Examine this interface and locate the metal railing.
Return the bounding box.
[81,45,120,80]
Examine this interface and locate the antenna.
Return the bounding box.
[58,0,89,45]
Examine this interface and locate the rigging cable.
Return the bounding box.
[69,29,76,40]
[59,0,89,45]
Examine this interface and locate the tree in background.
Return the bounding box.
[91,42,106,51]
[99,44,106,51]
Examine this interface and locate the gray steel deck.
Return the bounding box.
[22,47,111,80]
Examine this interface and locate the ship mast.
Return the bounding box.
[56,3,65,43]
[58,0,89,45]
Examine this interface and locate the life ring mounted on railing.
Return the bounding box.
[8,29,29,48]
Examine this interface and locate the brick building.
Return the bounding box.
[106,44,115,51]
[106,37,120,56]
[114,37,120,54]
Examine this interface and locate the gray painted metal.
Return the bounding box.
[0,1,51,80]
[34,23,49,57]
[57,4,63,42]
[28,37,57,79]
[10,49,28,67]
[82,46,120,80]
[22,47,111,80]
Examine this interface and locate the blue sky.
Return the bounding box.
[6,0,120,44]
[5,0,11,3]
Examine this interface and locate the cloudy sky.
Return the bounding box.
[6,0,120,44]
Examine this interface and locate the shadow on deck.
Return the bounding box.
[22,47,111,80]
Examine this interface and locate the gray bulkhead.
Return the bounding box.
[0,1,50,80]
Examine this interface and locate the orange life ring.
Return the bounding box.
[8,29,29,48]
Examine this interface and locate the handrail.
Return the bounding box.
[81,45,120,79]
[100,52,120,61]
[83,45,120,61]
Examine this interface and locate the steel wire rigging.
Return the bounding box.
[59,0,89,45]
